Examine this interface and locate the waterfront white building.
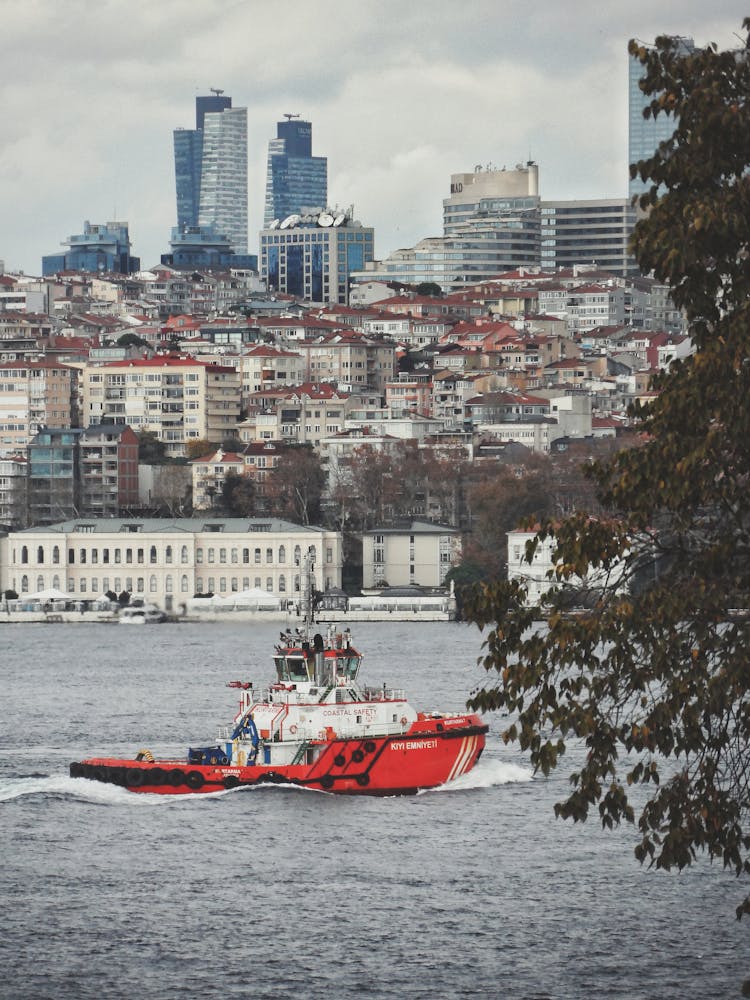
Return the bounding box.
[0,518,343,612]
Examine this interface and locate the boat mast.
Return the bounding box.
[300,546,316,640]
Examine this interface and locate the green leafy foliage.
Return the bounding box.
[464,22,750,918]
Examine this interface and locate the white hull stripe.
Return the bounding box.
[447,734,477,783]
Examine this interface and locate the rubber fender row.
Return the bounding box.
[319,772,369,790]
[70,761,207,790]
[332,740,377,769]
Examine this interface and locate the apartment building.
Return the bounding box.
[362,521,461,588]
[0,358,78,453]
[296,332,396,396]
[80,356,241,458]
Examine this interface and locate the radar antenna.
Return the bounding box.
[210,87,224,96]
[283,112,301,121]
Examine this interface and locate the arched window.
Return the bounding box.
[21,546,28,564]
[278,545,286,564]
[181,575,188,593]
[37,546,44,564]
[196,578,204,594]
[36,575,44,591]
[166,576,173,594]
[266,577,273,592]
[181,545,188,564]
[52,574,60,590]
[136,577,144,593]
[278,574,286,593]
[149,575,157,593]
[294,545,301,566]
[52,546,60,565]
[265,548,273,564]
[21,575,29,593]
[165,545,173,564]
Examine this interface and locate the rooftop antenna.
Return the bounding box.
[284,112,301,120]
[210,88,224,96]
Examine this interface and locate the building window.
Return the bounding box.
[37,546,44,564]
[242,548,250,564]
[137,548,144,564]
[266,547,273,564]
[91,549,98,564]
[80,549,87,564]
[150,575,157,593]
[52,546,60,564]
[278,545,286,564]
[165,545,173,564]
[196,548,203,564]
[137,577,144,593]
[255,548,261,564]
[231,548,238,564]
[181,545,189,564]
[279,574,286,593]
[181,575,189,593]
[115,548,121,563]
[219,548,227,564]
[126,548,133,564]
[266,577,273,592]
[103,549,110,564]
[150,546,157,564]
[166,575,173,593]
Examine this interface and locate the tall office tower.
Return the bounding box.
[540,199,638,277]
[264,116,328,226]
[628,37,695,200]
[173,91,248,254]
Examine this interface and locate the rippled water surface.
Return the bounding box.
[1,621,746,999]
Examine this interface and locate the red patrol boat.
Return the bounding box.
[70,558,488,796]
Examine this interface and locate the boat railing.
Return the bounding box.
[363,686,407,702]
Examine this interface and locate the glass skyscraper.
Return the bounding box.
[628,37,695,200]
[264,117,328,226]
[173,92,248,254]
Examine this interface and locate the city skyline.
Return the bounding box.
[0,1,744,276]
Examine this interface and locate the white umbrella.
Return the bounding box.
[25,588,69,601]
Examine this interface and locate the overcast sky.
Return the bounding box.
[0,0,745,276]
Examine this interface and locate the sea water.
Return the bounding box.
[0,622,746,999]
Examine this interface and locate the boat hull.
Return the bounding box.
[70,723,488,796]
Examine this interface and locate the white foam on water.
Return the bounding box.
[425,757,533,794]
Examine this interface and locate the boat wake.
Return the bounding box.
[0,774,156,806]
[425,757,533,793]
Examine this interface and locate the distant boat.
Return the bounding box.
[118,604,166,625]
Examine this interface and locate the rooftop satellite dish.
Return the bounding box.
[280,214,300,229]
[269,219,280,230]
[333,214,345,227]
[318,212,334,227]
